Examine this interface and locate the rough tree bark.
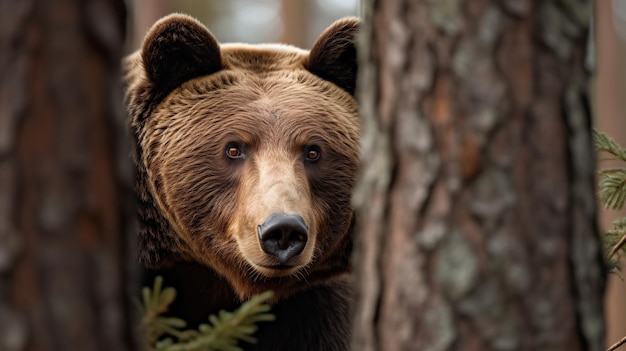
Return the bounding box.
[0,1,131,351]
[352,1,605,350]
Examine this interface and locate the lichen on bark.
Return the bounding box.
[352,0,604,350]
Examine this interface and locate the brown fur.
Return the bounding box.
[124,14,359,350]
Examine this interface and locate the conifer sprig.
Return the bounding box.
[594,129,626,162]
[140,276,188,346]
[594,130,626,270]
[598,169,626,210]
[140,276,275,351]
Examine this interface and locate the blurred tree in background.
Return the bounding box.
[128,0,359,50]
[0,1,132,350]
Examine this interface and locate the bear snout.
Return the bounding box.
[257,213,308,264]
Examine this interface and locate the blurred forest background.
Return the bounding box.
[128,0,359,49]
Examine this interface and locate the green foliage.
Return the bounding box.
[595,130,626,163]
[140,276,275,351]
[594,130,626,272]
[595,130,626,210]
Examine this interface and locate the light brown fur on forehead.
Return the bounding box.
[150,50,359,149]
[220,43,308,72]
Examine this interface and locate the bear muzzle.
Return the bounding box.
[257,213,308,264]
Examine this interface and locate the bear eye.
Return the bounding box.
[226,144,244,159]
[305,146,321,162]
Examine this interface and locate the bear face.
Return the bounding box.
[124,15,360,300]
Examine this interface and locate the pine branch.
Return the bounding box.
[608,335,626,351]
[140,276,185,347]
[614,217,626,230]
[594,129,626,162]
[595,130,626,211]
[609,228,626,258]
[139,277,275,351]
[594,129,626,276]
[156,291,275,351]
[597,130,626,351]
[598,170,626,210]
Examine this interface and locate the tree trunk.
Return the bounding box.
[352,1,605,350]
[279,0,311,48]
[0,1,131,351]
[129,0,169,49]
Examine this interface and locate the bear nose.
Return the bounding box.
[257,213,308,264]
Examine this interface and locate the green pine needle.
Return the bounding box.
[595,129,626,274]
[598,169,626,210]
[594,129,626,162]
[614,217,626,230]
[140,277,275,351]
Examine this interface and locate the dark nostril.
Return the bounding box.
[257,213,308,263]
[263,229,306,250]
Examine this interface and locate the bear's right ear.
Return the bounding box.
[142,14,222,100]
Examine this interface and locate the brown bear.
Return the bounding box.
[123,14,359,351]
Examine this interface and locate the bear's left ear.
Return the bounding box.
[307,17,360,95]
[142,14,222,100]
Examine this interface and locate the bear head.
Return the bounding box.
[124,14,360,299]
